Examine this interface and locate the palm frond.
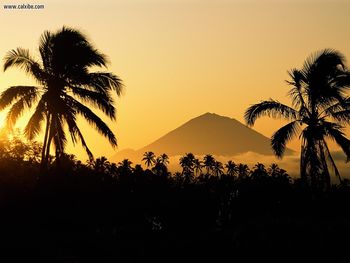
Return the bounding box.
[85,72,123,95]
[328,109,350,124]
[302,49,345,76]
[39,30,53,71]
[64,109,93,159]
[323,121,350,160]
[3,48,44,81]
[244,100,298,126]
[69,86,116,120]
[0,86,38,110]
[24,97,46,140]
[322,139,342,183]
[286,69,308,109]
[271,120,300,158]
[67,96,117,147]
[332,73,350,88]
[5,91,39,128]
[49,27,107,76]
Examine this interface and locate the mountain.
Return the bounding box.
[111,112,293,162]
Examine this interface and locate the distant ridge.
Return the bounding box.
[111,112,293,162]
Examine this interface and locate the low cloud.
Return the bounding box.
[113,149,350,181]
[168,152,300,177]
[167,151,349,181]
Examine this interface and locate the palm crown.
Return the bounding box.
[245,49,350,191]
[0,27,123,167]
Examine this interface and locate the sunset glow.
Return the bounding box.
[1,2,350,261]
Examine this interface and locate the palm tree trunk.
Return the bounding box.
[300,144,307,185]
[40,112,51,173]
[45,120,54,167]
[318,141,331,192]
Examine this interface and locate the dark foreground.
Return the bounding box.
[0,160,350,263]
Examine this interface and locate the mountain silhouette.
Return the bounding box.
[111,112,293,162]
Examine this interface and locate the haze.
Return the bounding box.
[0,0,350,160]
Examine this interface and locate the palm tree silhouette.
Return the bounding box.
[203,154,215,175]
[157,153,169,166]
[118,159,133,175]
[225,160,238,177]
[88,156,110,174]
[142,151,156,168]
[193,158,203,176]
[0,27,122,170]
[251,162,268,180]
[152,157,169,177]
[245,49,350,191]
[237,163,250,179]
[213,161,224,177]
[179,153,195,180]
[267,163,281,178]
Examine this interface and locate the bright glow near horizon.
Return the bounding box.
[0,0,350,161]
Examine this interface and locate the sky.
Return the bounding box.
[0,0,350,162]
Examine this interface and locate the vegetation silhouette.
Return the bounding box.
[0,26,123,171]
[0,138,349,262]
[245,49,350,192]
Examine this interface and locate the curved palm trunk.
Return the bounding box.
[44,119,54,168]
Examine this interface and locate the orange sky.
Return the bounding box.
[0,0,350,161]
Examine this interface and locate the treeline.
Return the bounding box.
[0,136,350,262]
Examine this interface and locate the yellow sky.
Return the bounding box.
[0,0,350,160]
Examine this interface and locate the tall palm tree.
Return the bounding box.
[245,49,350,191]
[142,151,156,168]
[0,27,123,169]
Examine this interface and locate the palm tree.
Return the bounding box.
[213,161,224,177]
[179,153,195,176]
[245,49,350,191]
[225,160,238,177]
[152,158,169,177]
[237,163,250,179]
[203,154,215,175]
[251,162,268,180]
[267,163,281,178]
[157,153,169,166]
[193,158,203,176]
[118,159,133,175]
[88,156,110,174]
[267,163,290,182]
[0,27,122,170]
[142,151,156,168]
